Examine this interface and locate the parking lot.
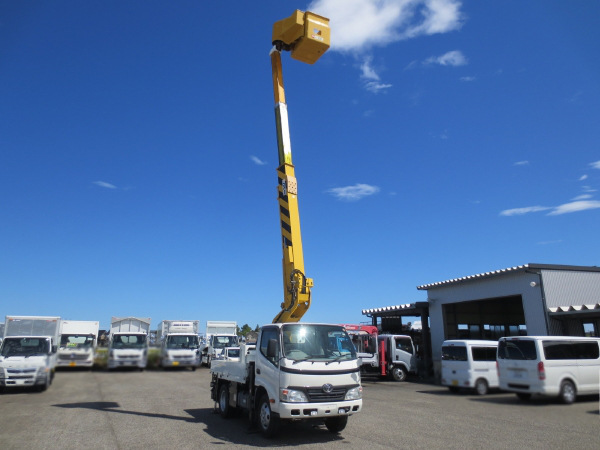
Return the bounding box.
[0,368,598,449]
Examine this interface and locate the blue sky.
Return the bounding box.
[1,1,599,332]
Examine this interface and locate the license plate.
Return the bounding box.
[451,380,458,386]
[172,361,179,366]
[69,361,77,367]
[511,370,523,379]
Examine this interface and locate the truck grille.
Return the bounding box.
[7,368,36,379]
[59,354,90,361]
[305,387,347,402]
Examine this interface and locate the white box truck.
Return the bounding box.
[156,320,201,370]
[201,321,238,367]
[108,317,151,370]
[57,320,100,368]
[0,316,61,391]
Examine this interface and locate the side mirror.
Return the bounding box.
[52,345,58,354]
[267,338,278,359]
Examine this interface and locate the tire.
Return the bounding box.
[475,379,488,396]
[257,394,280,438]
[516,393,532,401]
[559,380,576,405]
[218,384,233,418]
[390,366,407,382]
[325,416,348,434]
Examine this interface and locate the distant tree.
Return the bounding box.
[254,324,261,332]
[239,323,252,337]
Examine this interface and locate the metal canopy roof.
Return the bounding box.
[548,304,600,316]
[362,302,428,317]
[416,263,600,291]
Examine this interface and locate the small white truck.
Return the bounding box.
[210,323,363,437]
[0,315,61,391]
[57,320,100,368]
[343,325,417,381]
[201,320,238,367]
[156,320,201,370]
[108,317,151,370]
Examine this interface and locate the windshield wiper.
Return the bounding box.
[325,355,349,365]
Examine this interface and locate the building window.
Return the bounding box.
[583,322,598,337]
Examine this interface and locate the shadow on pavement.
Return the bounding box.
[53,402,348,446]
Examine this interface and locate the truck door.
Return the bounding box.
[256,327,281,401]
[393,336,415,371]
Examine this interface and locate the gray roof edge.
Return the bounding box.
[416,263,600,291]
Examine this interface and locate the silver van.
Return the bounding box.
[497,336,600,404]
[441,340,499,395]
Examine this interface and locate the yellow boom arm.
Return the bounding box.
[270,11,329,323]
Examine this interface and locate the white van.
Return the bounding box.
[441,340,499,395]
[497,336,600,404]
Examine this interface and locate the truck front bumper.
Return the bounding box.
[276,399,362,419]
[108,358,146,369]
[0,372,48,388]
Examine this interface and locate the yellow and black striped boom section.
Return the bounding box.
[270,10,329,323]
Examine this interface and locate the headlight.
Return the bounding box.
[345,386,362,400]
[280,388,308,403]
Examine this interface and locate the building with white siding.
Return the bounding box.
[362,263,600,381]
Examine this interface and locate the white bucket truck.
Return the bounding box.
[57,320,100,368]
[211,323,363,437]
[156,320,201,370]
[201,320,238,367]
[0,316,61,391]
[108,317,151,370]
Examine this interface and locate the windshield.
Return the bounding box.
[212,335,238,349]
[111,334,147,349]
[282,324,357,362]
[1,337,49,357]
[497,339,537,360]
[166,335,199,349]
[60,334,95,349]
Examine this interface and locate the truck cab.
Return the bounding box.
[378,334,417,382]
[211,323,362,437]
[0,316,61,391]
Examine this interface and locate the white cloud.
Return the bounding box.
[572,194,592,201]
[326,183,380,201]
[579,174,588,181]
[514,160,529,166]
[547,200,600,216]
[307,1,464,93]
[250,155,267,166]
[537,240,562,245]
[308,0,464,52]
[460,76,476,82]
[590,160,600,169]
[93,181,117,189]
[501,200,600,216]
[500,206,551,216]
[360,58,393,93]
[424,50,467,66]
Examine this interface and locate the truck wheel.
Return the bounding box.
[325,416,348,434]
[475,379,488,396]
[257,394,280,438]
[218,384,233,418]
[559,380,576,404]
[391,366,407,382]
